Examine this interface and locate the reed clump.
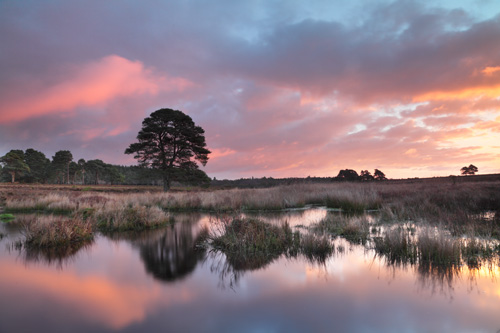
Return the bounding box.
[314,213,370,244]
[373,226,418,265]
[417,229,462,265]
[211,217,299,254]
[300,233,334,263]
[92,203,171,232]
[21,214,94,248]
[374,225,500,269]
[206,216,333,266]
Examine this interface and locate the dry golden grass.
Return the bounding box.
[2,180,499,247]
[20,214,94,248]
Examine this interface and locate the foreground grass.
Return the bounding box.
[2,180,499,250]
[373,225,500,269]
[11,203,172,250]
[203,216,334,268]
[20,214,94,248]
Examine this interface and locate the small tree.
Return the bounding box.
[460,164,478,176]
[86,159,107,185]
[52,150,73,184]
[360,170,374,181]
[336,169,360,181]
[125,108,211,191]
[24,148,50,183]
[0,151,30,183]
[374,169,387,180]
[78,159,86,184]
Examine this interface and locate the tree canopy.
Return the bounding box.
[374,169,387,180]
[461,164,478,176]
[52,150,73,184]
[360,170,374,181]
[337,169,359,181]
[24,148,50,183]
[0,150,30,183]
[125,108,211,191]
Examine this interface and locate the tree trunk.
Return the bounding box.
[163,173,171,191]
[10,171,15,183]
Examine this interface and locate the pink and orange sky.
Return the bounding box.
[1,0,499,179]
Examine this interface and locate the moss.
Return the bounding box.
[0,213,15,222]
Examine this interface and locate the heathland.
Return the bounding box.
[1,176,499,269]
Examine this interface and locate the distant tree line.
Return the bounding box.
[211,169,388,188]
[0,148,210,186]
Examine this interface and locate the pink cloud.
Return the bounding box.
[0,55,192,124]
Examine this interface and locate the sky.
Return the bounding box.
[1,0,499,180]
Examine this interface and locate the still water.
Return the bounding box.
[1,208,499,332]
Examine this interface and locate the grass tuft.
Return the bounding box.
[93,204,171,232]
[205,216,334,268]
[21,214,94,248]
[313,213,370,244]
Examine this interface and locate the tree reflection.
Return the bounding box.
[137,214,207,283]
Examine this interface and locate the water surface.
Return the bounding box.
[1,209,499,332]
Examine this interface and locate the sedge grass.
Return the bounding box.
[374,225,500,269]
[92,203,171,232]
[20,214,94,248]
[204,216,334,268]
[313,213,371,244]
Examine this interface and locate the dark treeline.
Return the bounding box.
[1,148,387,187]
[212,169,387,188]
[0,148,210,186]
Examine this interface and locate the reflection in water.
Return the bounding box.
[0,208,499,332]
[20,240,95,267]
[139,224,206,282]
[137,213,207,282]
[244,207,327,228]
[372,225,500,298]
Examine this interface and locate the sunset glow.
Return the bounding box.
[1,0,499,179]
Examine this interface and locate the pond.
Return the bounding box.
[0,208,499,332]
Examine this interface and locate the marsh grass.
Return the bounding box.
[20,214,94,248]
[3,180,500,253]
[300,233,334,263]
[373,226,418,265]
[93,203,171,232]
[205,215,334,267]
[210,217,299,254]
[374,225,500,270]
[313,213,371,244]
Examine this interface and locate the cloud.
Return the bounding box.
[0,55,191,124]
[0,0,499,178]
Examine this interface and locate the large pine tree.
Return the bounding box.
[125,108,211,191]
